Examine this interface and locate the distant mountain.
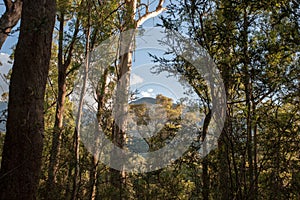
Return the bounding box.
[130,97,156,105]
[130,97,178,107]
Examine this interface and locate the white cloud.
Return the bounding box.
[130,73,144,85]
[147,88,153,93]
[140,91,152,97]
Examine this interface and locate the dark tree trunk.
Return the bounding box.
[0,0,56,199]
[47,13,66,195]
[0,0,22,49]
[46,15,79,198]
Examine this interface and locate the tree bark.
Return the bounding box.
[46,13,79,198]
[71,12,91,200]
[242,7,255,199]
[46,12,66,196]
[88,67,109,200]
[110,2,135,199]
[0,0,22,49]
[110,2,166,198]
[0,0,56,199]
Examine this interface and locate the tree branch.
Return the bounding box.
[64,18,80,70]
[0,0,22,49]
[136,0,167,27]
[3,0,12,11]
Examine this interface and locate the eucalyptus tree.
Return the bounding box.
[108,1,167,198]
[157,0,299,199]
[69,1,120,199]
[0,0,56,199]
[46,1,80,197]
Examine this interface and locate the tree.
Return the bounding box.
[110,1,166,198]
[1,0,298,199]
[46,1,80,196]
[158,0,299,199]
[0,0,22,49]
[0,0,56,199]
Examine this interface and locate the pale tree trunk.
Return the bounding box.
[110,1,166,198]
[0,0,56,199]
[71,11,91,200]
[88,68,109,200]
[111,37,134,199]
[0,0,22,49]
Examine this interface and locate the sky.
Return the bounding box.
[0,0,20,55]
[0,53,10,132]
[0,0,203,132]
[130,49,191,102]
[0,1,14,100]
[0,0,17,103]
[0,0,195,103]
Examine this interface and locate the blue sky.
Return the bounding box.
[0,1,13,98]
[130,44,193,101]
[0,0,20,55]
[0,0,195,103]
[0,0,203,132]
[0,0,171,54]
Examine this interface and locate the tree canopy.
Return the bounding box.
[0,0,299,199]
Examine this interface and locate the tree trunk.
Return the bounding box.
[88,156,99,200]
[110,2,135,198]
[202,155,209,200]
[0,0,56,199]
[46,14,79,198]
[71,15,91,200]
[0,0,22,49]
[253,102,258,200]
[109,1,166,198]
[46,12,66,196]
[242,7,255,199]
[88,67,109,200]
[202,108,211,200]
[218,121,231,200]
[110,35,134,199]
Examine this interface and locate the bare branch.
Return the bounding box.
[136,0,167,27]
[137,3,149,12]
[3,0,13,10]
[0,0,22,49]
[64,18,80,70]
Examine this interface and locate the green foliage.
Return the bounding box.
[1,0,299,199]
